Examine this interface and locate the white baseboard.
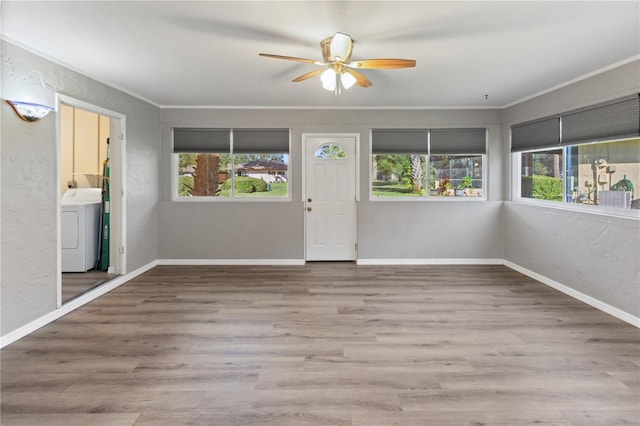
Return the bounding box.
[356,258,504,265]
[157,259,306,266]
[0,260,158,348]
[504,260,640,328]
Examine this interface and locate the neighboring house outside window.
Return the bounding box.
[173,128,290,199]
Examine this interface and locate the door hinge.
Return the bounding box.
[355,243,358,252]
[119,133,125,141]
[120,246,125,255]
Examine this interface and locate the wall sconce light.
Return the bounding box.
[6,100,55,122]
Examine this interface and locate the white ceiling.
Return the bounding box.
[2,1,639,109]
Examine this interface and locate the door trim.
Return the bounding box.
[302,133,360,261]
[56,94,127,308]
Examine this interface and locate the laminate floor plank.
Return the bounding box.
[0,413,140,426]
[62,270,117,304]
[1,264,638,426]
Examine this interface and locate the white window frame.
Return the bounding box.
[369,128,488,202]
[369,152,488,202]
[172,130,292,202]
[511,141,640,219]
[368,146,489,203]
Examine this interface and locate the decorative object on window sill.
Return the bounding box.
[455,176,474,196]
[259,32,416,96]
[6,100,54,122]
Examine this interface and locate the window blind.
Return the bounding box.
[233,129,290,153]
[561,94,640,145]
[173,128,230,153]
[510,116,560,152]
[371,129,428,154]
[430,128,486,155]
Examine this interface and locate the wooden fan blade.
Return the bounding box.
[259,53,323,65]
[292,68,326,83]
[345,69,372,88]
[346,59,416,69]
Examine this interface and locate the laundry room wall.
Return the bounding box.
[1,40,161,336]
[60,104,110,192]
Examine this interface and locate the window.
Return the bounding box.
[519,149,564,201]
[517,139,640,209]
[371,128,486,199]
[174,128,290,199]
[511,94,640,211]
[315,143,347,159]
[430,155,484,197]
[567,139,638,208]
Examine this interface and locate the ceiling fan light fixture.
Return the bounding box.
[259,32,415,95]
[340,72,356,90]
[329,32,353,62]
[321,68,337,91]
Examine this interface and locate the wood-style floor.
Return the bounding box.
[2,264,639,426]
[62,270,118,304]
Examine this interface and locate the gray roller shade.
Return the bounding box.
[372,129,428,154]
[561,94,640,145]
[173,128,230,153]
[430,128,486,155]
[233,129,290,153]
[511,116,560,152]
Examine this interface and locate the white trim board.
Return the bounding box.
[157,259,306,266]
[357,258,504,265]
[0,260,158,349]
[503,260,640,328]
[357,258,639,328]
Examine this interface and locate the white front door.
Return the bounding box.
[304,134,357,261]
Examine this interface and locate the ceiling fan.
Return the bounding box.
[259,32,416,95]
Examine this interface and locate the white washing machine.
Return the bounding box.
[61,188,103,272]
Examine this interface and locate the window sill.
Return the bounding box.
[369,196,487,202]
[511,197,640,220]
[172,196,292,203]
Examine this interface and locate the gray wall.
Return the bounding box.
[158,109,504,260]
[502,59,640,317]
[1,41,161,335]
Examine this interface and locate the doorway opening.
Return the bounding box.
[57,95,126,306]
[302,134,359,261]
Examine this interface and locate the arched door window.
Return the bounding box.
[314,143,347,159]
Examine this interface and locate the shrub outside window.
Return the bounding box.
[174,128,290,199]
[520,149,564,202]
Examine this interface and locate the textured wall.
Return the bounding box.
[1,103,59,331]
[158,109,503,260]
[504,203,640,316]
[502,59,640,318]
[1,41,161,335]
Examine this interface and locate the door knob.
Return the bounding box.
[307,207,312,211]
[307,198,312,202]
